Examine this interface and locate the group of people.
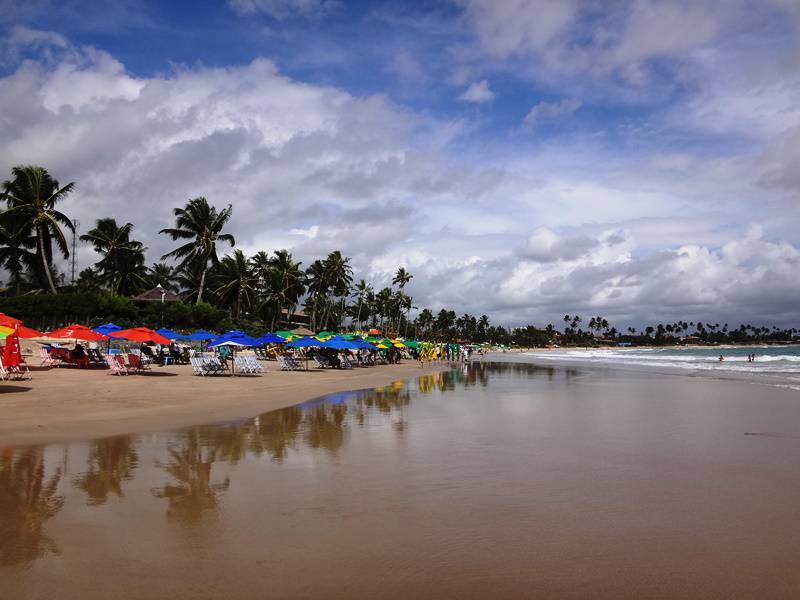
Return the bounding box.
[417,343,473,366]
[718,353,757,362]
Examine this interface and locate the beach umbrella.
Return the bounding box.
[3,330,21,368]
[208,332,261,347]
[368,328,382,335]
[46,325,109,342]
[93,323,123,336]
[110,327,172,345]
[286,337,324,348]
[316,331,336,339]
[0,325,14,339]
[275,330,294,339]
[402,340,420,349]
[0,313,23,327]
[14,325,44,339]
[257,333,286,345]
[187,329,217,341]
[155,327,188,341]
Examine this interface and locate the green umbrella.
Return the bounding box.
[316,331,336,339]
[276,330,294,339]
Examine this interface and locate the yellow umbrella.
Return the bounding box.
[0,325,14,339]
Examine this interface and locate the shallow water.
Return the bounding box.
[519,344,800,389]
[2,362,800,599]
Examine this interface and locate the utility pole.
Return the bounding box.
[71,219,80,285]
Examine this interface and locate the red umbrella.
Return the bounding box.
[45,324,109,342]
[0,313,23,327]
[15,325,43,339]
[110,327,171,345]
[3,330,21,368]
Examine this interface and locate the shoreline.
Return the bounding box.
[0,362,445,447]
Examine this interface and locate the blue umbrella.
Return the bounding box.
[326,339,357,350]
[94,322,122,335]
[156,327,187,341]
[257,333,286,345]
[286,337,324,348]
[187,329,216,341]
[208,332,261,347]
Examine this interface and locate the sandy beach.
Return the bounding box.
[0,361,442,447]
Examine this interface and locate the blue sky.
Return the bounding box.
[2,0,800,327]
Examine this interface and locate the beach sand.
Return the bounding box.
[0,361,441,447]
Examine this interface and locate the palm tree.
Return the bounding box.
[0,213,38,294]
[1,166,75,294]
[269,250,306,330]
[416,309,434,339]
[159,197,235,305]
[352,279,372,330]
[80,218,147,295]
[392,267,412,289]
[147,262,179,292]
[392,267,413,334]
[322,251,353,330]
[305,259,327,331]
[214,250,257,319]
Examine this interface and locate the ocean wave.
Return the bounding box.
[523,349,800,374]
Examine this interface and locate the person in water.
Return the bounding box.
[719,355,724,362]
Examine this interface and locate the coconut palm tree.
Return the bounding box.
[0,213,38,294]
[214,250,257,319]
[80,218,147,295]
[305,259,327,331]
[1,165,75,294]
[147,262,179,292]
[351,279,372,330]
[159,197,234,305]
[321,251,353,329]
[265,250,305,330]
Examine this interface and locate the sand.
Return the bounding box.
[0,361,442,447]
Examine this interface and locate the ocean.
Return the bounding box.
[517,344,800,387]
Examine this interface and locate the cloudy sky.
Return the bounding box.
[1,0,799,328]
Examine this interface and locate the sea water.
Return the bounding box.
[520,344,800,386]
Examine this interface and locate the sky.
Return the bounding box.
[1,0,799,329]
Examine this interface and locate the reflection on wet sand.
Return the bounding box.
[0,363,576,567]
[73,436,138,506]
[0,448,65,566]
[151,431,231,523]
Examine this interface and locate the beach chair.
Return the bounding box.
[88,348,105,366]
[244,355,264,373]
[340,355,353,370]
[40,346,60,368]
[276,355,292,371]
[313,355,330,369]
[0,358,30,381]
[106,355,128,375]
[127,353,151,373]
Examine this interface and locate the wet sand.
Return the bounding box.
[3,362,800,598]
[0,361,441,446]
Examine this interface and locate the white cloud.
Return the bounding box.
[226,0,338,19]
[459,79,495,103]
[522,98,580,130]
